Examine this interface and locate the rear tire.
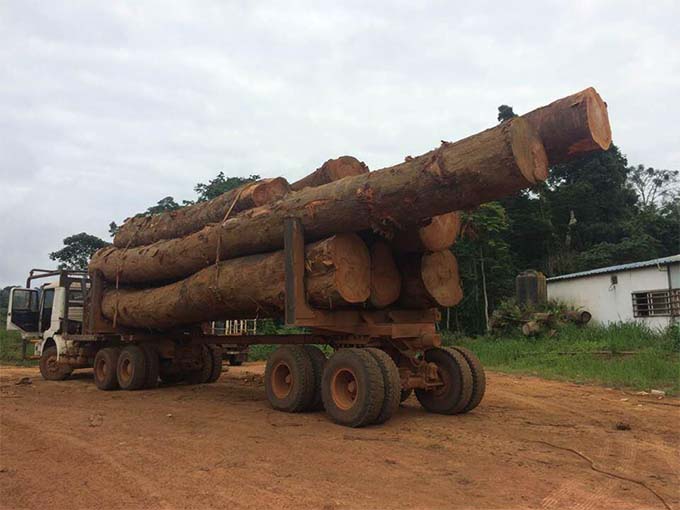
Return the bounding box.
[39,346,72,381]
[117,345,147,391]
[365,348,400,424]
[451,346,486,412]
[302,345,327,411]
[415,347,473,415]
[228,355,243,367]
[207,345,223,383]
[264,346,315,413]
[93,347,120,390]
[321,349,384,428]
[141,344,160,389]
[186,345,213,385]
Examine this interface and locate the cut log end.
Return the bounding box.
[510,117,549,185]
[419,212,461,252]
[330,233,371,304]
[585,87,612,153]
[245,177,291,207]
[420,251,463,307]
[291,155,369,191]
[369,241,401,308]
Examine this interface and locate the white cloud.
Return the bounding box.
[1,0,678,285]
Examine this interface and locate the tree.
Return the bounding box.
[194,172,260,202]
[49,233,109,270]
[144,196,182,214]
[628,165,679,209]
[497,105,517,123]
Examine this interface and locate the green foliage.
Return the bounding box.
[497,105,517,122]
[446,322,680,394]
[194,172,260,202]
[145,196,183,214]
[49,232,109,270]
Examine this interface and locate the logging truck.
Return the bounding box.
[6,220,486,428]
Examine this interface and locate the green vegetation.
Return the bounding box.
[446,322,680,394]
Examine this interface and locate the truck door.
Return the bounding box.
[6,288,40,334]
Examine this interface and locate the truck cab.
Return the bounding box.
[6,269,89,379]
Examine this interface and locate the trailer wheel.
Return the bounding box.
[140,344,160,389]
[159,370,185,384]
[365,348,401,424]
[302,345,327,411]
[186,345,213,385]
[93,347,120,390]
[39,346,72,381]
[321,349,385,428]
[400,389,413,403]
[207,345,223,383]
[415,347,473,415]
[228,355,243,367]
[264,346,315,413]
[117,345,147,391]
[451,346,486,412]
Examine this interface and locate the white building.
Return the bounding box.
[547,255,680,329]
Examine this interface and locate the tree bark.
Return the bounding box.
[369,241,401,308]
[90,116,548,284]
[398,251,463,308]
[290,156,369,191]
[101,234,370,330]
[522,87,611,165]
[391,211,461,252]
[113,177,291,248]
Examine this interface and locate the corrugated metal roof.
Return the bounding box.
[547,254,680,282]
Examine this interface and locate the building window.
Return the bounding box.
[632,289,680,317]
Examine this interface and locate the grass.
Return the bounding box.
[446,322,680,394]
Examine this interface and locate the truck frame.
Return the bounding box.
[6,219,485,427]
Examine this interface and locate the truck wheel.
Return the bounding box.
[415,347,473,415]
[159,370,184,384]
[264,346,315,413]
[321,349,385,428]
[141,344,160,389]
[117,345,147,391]
[451,346,486,412]
[207,345,223,383]
[39,346,72,381]
[400,389,413,403]
[365,348,401,424]
[186,345,213,384]
[93,347,120,390]
[228,355,243,367]
[302,345,326,411]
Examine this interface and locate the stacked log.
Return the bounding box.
[89,88,612,331]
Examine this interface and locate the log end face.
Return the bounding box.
[419,212,461,252]
[510,117,549,184]
[421,251,463,307]
[584,87,612,152]
[369,241,401,308]
[332,233,371,304]
[251,177,291,206]
[323,156,370,182]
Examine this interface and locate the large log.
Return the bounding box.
[391,211,461,253]
[522,87,611,165]
[291,156,369,191]
[398,251,463,308]
[91,115,547,284]
[369,241,401,308]
[101,234,370,330]
[113,178,290,248]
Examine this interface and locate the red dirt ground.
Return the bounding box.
[1,362,678,510]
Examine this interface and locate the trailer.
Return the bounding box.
[6,220,484,427]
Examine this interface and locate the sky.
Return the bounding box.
[1,0,679,287]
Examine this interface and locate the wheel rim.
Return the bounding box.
[271,361,292,399]
[331,368,358,410]
[119,357,132,384]
[432,365,452,398]
[95,358,108,381]
[46,353,60,375]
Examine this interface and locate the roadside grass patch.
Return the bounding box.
[446,322,680,394]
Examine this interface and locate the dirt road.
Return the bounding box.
[1,362,678,510]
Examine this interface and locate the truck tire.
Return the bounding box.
[93,347,120,390]
[39,346,72,381]
[415,347,473,415]
[228,355,243,367]
[117,345,147,391]
[159,370,185,384]
[451,346,486,412]
[321,349,385,428]
[185,345,213,385]
[141,344,160,389]
[207,345,223,383]
[264,346,315,413]
[365,348,401,425]
[302,345,326,411]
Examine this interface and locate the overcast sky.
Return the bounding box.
[1,1,678,287]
